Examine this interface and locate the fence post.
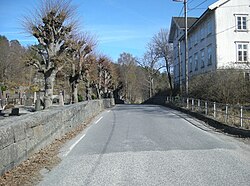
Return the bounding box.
[225,104,228,123]
[240,106,243,127]
[187,98,189,109]
[198,99,201,112]
[213,102,216,118]
[205,101,208,115]
[192,98,194,111]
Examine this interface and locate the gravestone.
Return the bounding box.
[11,108,19,116]
[59,91,64,106]
[35,92,41,111]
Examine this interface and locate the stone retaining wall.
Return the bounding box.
[0,99,114,175]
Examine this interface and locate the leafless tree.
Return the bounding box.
[137,45,165,98]
[0,36,10,84]
[23,0,78,108]
[94,55,114,99]
[151,29,173,94]
[65,34,94,103]
[118,52,138,102]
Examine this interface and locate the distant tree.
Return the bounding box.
[94,55,114,99]
[151,29,173,94]
[0,35,10,83]
[0,36,28,89]
[118,52,138,102]
[23,0,77,108]
[138,44,165,98]
[8,40,27,87]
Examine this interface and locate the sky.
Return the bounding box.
[0,0,218,61]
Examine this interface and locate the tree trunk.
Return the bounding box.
[85,72,92,100]
[164,56,173,95]
[44,72,56,109]
[96,84,101,99]
[104,71,108,96]
[71,82,78,103]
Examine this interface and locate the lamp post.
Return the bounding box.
[173,0,188,96]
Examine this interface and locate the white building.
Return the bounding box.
[169,0,250,88]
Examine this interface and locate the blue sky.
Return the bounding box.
[0,0,217,61]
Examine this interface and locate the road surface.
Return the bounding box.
[39,104,250,186]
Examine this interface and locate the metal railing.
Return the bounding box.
[167,97,250,129]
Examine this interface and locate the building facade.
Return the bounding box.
[169,0,250,88]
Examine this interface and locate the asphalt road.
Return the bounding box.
[39,104,250,186]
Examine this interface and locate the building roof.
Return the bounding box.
[168,0,232,43]
[169,17,198,43]
[173,17,199,29]
[209,0,230,10]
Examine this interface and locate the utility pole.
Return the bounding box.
[173,0,188,96]
[184,0,188,96]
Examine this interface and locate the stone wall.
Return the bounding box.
[0,99,114,175]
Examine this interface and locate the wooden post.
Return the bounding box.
[225,104,228,123]
[59,91,64,106]
[213,102,216,118]
[186,98,189,109]
[198,99,201,112]
[35,92,41,111]
[240,106,243,127]
[205,101,208,115]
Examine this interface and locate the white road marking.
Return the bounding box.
[107,110,111,113]
[63,115,104,157]
[63,133,86,157]
[95,116,103,124]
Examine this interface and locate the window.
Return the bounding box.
[236,43,248,62]
[194,53,198,71]
[207,45,212,65]
[201,49,205,68]
[236,15,247,31]
[189,56,192,72]
[200,27,205,40]
[194,33,198,45]
[188,37,193,49]
[207,20,212,35]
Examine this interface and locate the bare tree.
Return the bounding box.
[118,52,138,102]
[83,54,97,100]
[0,36,10,84]
[138,45,164,98]
[0,36,28,88]
[23,0,77,108]
[94,55,114,99]
[65,34,93,103]
[151,29,173,94]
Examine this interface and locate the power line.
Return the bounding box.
[178,6,184,17]
[188,0,208,11]
[211,19,250,37]
[187,0,197,5]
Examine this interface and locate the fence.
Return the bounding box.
[166,97,250,129]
